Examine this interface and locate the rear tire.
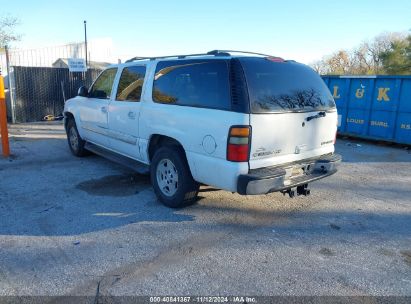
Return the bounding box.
[66,118,88,157]
[151,146,199,208]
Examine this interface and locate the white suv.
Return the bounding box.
[64,50,341,208]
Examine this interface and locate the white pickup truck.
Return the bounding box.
[64,50,341,208]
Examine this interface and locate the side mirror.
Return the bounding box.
[78,86,89,97]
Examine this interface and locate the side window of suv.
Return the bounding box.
[152,60,230,110]
[89,68,118,99]
[116,66,146,102]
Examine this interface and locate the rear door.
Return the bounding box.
[107,65,146,160]
[239,58,338,169]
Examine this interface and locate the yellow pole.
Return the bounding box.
[0,74,10,157]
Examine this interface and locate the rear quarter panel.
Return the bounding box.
[139,71,249,191]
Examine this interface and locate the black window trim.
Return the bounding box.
[114,65,147,102]
[229,58,250,113]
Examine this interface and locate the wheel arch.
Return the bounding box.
[147,134,197,178]
[148,134,185,162]
[63,111,75,131]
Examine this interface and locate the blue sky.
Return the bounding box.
[3,0,411,63]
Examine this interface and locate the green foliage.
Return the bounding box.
[380,36,411,74]
[311,32,411,75]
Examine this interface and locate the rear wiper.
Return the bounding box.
[306,111,326,122]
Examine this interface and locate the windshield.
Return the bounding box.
[240,57,336,113]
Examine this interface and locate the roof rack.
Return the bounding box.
[207,50,275,57]
[124,50,277,63]
[125,56,152,62]
[125,52,215,63]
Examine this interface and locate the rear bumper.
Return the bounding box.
[237,153,342,195]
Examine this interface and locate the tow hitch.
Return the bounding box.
[281,184,310,198]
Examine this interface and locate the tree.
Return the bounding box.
[311,59,327,75]
[350,43,372,74]
[0,16,20,48]
[364,32,406,74]
[380,35,411,74]
[310,31,409,75]
[324,50,352,75]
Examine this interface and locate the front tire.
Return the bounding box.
[66,118,88,157]
[151,146,199,208]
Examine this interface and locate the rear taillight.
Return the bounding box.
[227,126,251,162]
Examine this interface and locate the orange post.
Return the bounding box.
[0,74,10,157]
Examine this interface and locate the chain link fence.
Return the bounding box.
[0,40,113,123]
[11,67,101,123]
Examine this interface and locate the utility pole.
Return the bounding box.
[84,20,88,68]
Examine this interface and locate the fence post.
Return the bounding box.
[0,72,10,157]
[5,46,16,124]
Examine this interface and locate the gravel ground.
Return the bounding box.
[0,122,410,297]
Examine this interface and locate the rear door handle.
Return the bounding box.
[306,111,326,122]
[128,111,136,119]
[101,106,107,113]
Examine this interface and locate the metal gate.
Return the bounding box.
[11,67,101,123]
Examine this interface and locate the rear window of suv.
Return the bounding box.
[152,59,231,110]
[239,57,336,113]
